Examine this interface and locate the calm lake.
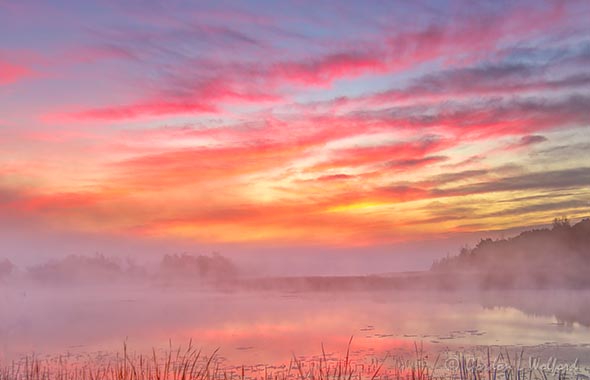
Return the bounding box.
[2,287,590,368]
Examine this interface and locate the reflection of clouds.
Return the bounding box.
[2,288,590,365]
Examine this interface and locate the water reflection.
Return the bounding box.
[1,287,590,365]
[479,290,590,327]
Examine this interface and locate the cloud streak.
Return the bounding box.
[1,0,589,249]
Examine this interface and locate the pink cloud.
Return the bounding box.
[271,51,389,86]
[0,59,30,85]
[49,101,218,122]
[44,77,282,122]
[39,0,575,123]
[309,136,452,172]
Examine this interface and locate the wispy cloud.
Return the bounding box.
[1,0,589,249]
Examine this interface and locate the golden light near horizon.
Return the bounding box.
[0,0,589,251]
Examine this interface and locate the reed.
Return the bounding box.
[0,342,580,380]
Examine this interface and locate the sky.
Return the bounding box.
[1,0,589,271]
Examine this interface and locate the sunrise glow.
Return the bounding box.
[1,0,589,250]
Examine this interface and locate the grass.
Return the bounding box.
[0,341,582,380]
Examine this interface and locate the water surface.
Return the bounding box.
[1,287,589,366]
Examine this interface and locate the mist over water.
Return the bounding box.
[2,226,590,380]
[2,220,590,368]
[2,282,590,366]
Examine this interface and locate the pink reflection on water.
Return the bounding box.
[2,287,590,367]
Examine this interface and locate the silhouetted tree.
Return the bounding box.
[159,252,238,281]
[28,254,122,284]
[430,218,590,289]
